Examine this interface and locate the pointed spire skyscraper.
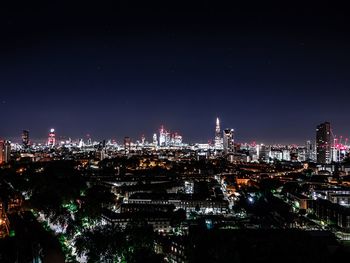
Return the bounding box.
[214,117,223,150]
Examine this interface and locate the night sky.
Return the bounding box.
[1,1,350,144]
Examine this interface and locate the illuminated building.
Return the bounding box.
[78,139,84,148]
[157,126,184,147]
[332,146,339,163]
[282,149,291,161]
[316,122,331,164]
[159,126,171,147]
[0,140,11,164]
[159,126,166,146]
[128,192,229,214]
[270,150,282,161]
[306,140,316,162]
[153,133,158,146]
[47,128,56,147]
[124,137,131,154]
[170,132,183,146]
[173,133,182,145]
[259,144,271,162]
[331,136,348,163]
[223,128,234,154]
[214,117,223,150]
[96,148,107,160]
[250,144,260,162]
[22,130,30,149]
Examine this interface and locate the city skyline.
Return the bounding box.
[2,118,349,146]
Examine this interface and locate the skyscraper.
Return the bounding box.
[0,140,5,164]
[153,133,158,146]
[47,128,56,147]
[316,122,331,164]
[214,117,223,150]
[173,133,183,146]
[159,126,166,146]
[22,130,30,149]
[124,137,131,154]
[0,140,11,164]
[305,140,316,162]
[223,129,234,154]
[159,126,171,147]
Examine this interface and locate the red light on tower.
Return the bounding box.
[47,128,56,147]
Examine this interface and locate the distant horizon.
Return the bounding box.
[2,118,343,146]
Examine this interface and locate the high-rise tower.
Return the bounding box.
[214,117,223,150]
[305,140,315,162]
[47,128,56,147]
[159,126,171,147]
[316,122,331,164]
[223,128,234,154]
[22,130,30,149]
[159,126,166,146]
[153,133,158,146]
[0,140,11,164]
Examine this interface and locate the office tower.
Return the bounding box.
[165,131,171,146]
[0,140,5,164]
[316,122,331,164]
[214,117,223,150]
[259,144,271,162]
[159,126,171,147]
[159,126,166,146]
[173,133,183,146]
[124,137,131,153]
[47,128,56,147]
[0,140,11,164]
[282,149,291,161]
[153,133,158,146]
[22,130,30,149]
[305,140,313,161]
[223,128,234,154]
[78,139,84,148]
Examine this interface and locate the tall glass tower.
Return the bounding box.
[316,122,331,164]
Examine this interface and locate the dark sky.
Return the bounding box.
[1,1,350,144]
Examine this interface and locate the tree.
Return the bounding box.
[122,224,163,263]
[75,224,125,263]
[76,185,116,225]
[29,161,86,227]
[75,223,163,263]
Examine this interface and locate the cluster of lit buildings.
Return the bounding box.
[157,126,183,147]
[0,120,349,166]
[316,122,350,164]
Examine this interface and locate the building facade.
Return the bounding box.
[316,122,331,164]
[223,128,234,154]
